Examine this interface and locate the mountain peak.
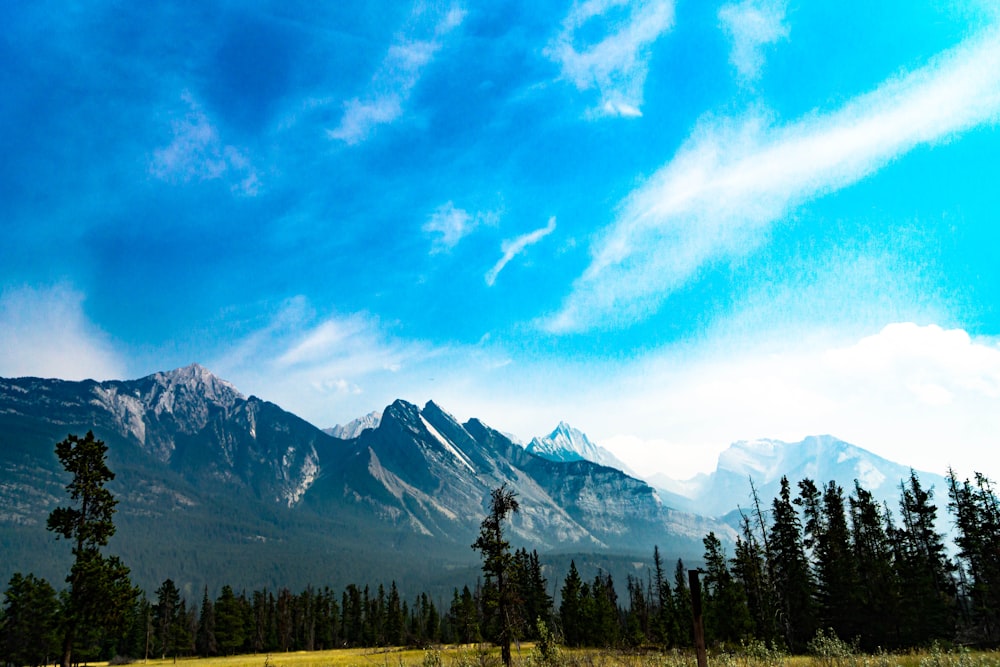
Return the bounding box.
[526,422,635,475]
[326,409,383,440]
[152,364,242,396]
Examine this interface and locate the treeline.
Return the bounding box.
[0,547,551,663]
[602,469,1000,653]
[4,463,999,664]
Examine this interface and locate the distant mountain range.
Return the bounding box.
[645,435,950,524]
[0,365,721,597]
[0,365,952,598]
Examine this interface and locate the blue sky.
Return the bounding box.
[3,0,1000,481]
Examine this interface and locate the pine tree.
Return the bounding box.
[815,481,860,641]
[768,476,817,651]
[702,532,752,645]
[589,571,620,647]
[893,471,957,645]
[672,558,692,647]
[0,573,60,667]
[848,481,899,649]
[46,431,138,667]
[472,484,521,666]
[153,578,185,659]
[948,469,1000,644]
[650,546,679,646]
[559,561,584,646]
[731,513,777,643]
[196,587,217,656]
[214,586,246,655]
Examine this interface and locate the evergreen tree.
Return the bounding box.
[948,469,1000,644]
[731,513,777,643]
[386,582,405,646]
[589,571,620,648]
[472,484,521,667]
[893,471,957,645]
[650,546,679,646]
[196,586,217,656]
[448,585,481,644]
[768,476,817,651]
[672,558,692,647]
[214,585,246,655]
[46,431,138,667]
[848,481,899,650]
[624,574,648,647]
[0,573,60,667]
[511,549,551,638]
[815,481,860,641]
[559,561,584,646]
[153,578,187,659]
[702,532,752,645]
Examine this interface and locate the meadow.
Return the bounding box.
[127,643,1000,667]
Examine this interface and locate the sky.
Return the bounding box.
[3,0,1000,482]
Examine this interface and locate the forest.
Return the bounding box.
[2,432,999,666]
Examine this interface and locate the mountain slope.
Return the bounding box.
[0,366,724,596]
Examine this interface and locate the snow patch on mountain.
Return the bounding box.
[420,415,475,473]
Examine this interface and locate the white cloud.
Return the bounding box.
[546,0,674,118]
[479,322,1000,481]
[546,24,1000,332]
[150,91,259,196]
[422,202,498,253]
[718,0,789,83]
[329,5,466,144]
[0,285,127,381]
[485,217,557,286]
[208,297,508,428]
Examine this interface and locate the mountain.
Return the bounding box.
[526,422,635,475]
[0,365,723,597]
[649,435,951,521]
[325,409,382,439]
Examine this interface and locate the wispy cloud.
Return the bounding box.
[485,217,557,286]
[150,92,260,196]
[545,25,1000,332]
[209,296,511,427]
[423,202,498,254]
[546,0,675,117]
[0,285,127,381]
[718,0,789,84]
[329,5,466,144]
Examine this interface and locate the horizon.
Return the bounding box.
[2,2,1000,480]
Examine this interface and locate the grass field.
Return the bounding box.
[124,643,1000,667]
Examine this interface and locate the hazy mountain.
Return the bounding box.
[649,435,951,520]
[0,366,723,597]
[526,422,636,476]
[325,409,382,439]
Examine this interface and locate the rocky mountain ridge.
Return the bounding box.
[0,365,721,595]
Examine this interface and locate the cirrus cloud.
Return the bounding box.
[545,24,1000,333]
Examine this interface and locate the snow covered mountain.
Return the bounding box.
[649,435,950,519]
[526,422,635,475]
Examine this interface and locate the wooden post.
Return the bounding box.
[689,569,708,667]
